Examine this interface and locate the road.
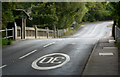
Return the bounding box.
[2,21,113,76]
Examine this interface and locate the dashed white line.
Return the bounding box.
[74,34,80,36]
[0,65,7,69]
[81,25,84,27]
[19,50,37,59]
[91,25,98,34]
[71,43,76,45]
[43,42,55,48]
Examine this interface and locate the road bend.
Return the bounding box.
[2,21,113,76]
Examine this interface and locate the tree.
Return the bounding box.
[2,2,33,29]
[82,2,112,22]
[29,2,58,29]
[2,2,17,29]
[2,2,114,30]
[110,2,120,39]
[55,2,88,29]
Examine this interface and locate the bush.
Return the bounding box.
[1,38,12,46]
[115,42,120,54]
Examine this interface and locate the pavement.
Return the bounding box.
[1,21,116,77]
[82,36,119,76]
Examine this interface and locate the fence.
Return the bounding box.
[25,27,54,39]
[24,27,67,39]
[17,26,21,39]
[115,26,120,42]
[0,26,68,40]
[57,29,67,37]
[0,28,14,39]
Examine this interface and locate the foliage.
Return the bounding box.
[82,2,112,22]
[0,38,12,46]
[29,2,88,29]
[2,2,16,29]
[30,2,58,29]
[110,2,120,27]
[2,2,113,29]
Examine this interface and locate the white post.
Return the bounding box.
[24,18,26,39]
[54,25,57,38]
[115,26,117,41]
[12,27,14,39]
[35,26,38,39]
[46,27,49,38]
[14,22,17,40]
[21,18,26,39]
[5,28,7,39]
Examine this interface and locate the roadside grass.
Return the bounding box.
[107,24,113,28]
[59,28,75,38]
[115,42,120,54]
[0,38,13,47]
[60,22,90,37]
[60,21,112,38]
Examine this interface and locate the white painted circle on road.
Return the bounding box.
[32,53,70,70]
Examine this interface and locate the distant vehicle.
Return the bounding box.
[71,21,76,29]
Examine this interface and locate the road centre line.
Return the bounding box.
[19,50,37,59]
[71,43,76,44]
[0,65,7,69]
[90,24,98,34]
[43,42,55,48]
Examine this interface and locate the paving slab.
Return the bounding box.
[82,37,118,75]
[109,40,115,43]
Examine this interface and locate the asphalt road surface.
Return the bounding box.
[2,21,113,76]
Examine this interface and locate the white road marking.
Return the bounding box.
[91,24,99,34]
[81,25,84,27]
[74,34,80,36]
[43,42,55,48]
[0,65,7,69]
[32,53,70,70]
[109,40,115,43]
[19,50,37,59]
[71,43,76,45]
[99,53,114,56]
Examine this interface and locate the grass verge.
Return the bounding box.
[60,22,90,37]
[59,28,75,38]
[107,24,113,28]
[115,42,120,54]
[0,38,13,46]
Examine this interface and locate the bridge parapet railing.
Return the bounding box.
[17,26,21,39]
[0,26,67,40]
[115,26,120,42]
[25,27,35,39]
[0,28,14,39]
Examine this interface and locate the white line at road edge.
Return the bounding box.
[32,53,70,70]
[19,50,37,59]
[0,65,7,69]
[43,42,55,48]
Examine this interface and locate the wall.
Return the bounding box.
[14,25,67,39]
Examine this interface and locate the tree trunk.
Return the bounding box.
[54,25,57,38]
[118,19,120,28]
[112,20,116,40]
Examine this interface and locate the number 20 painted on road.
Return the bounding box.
[39,57,65,64]
[32,53,70,70]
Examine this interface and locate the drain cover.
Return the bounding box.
[99,53,114,56]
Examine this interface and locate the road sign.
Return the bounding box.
[32,53,70,70]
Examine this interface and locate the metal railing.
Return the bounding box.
[115,26,120,42]
[0,28,14,39]
[0,26,68,40]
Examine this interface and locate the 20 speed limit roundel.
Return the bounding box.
[31,53,70,70]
